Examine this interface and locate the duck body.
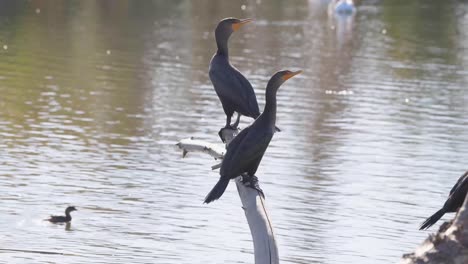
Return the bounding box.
[47,206,77,224]
[48,215,71,223]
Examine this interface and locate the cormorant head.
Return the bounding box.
[215,17,253,44]
[267,70,302,91]
[66,206,77,213]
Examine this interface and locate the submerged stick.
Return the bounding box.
[177,130,279,264]
[0,248,72,255]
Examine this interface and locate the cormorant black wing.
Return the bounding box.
[449,171,468,196]
[444,172,468,212]
[230,66,260,117]
[221,126,273,178]
[209,56,260,118]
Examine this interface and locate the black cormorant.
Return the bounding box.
[46,206,77,223]
[204,70,301,203]
[209,18,267,136]
[420,171,468,230]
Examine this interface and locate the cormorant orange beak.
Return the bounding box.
[232,18,254,31]
[282,70,302,81]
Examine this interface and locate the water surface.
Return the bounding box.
[1,0,468,263]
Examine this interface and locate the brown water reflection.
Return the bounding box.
[1,0,468,263]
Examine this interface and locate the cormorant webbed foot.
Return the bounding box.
[275,126,281,132]
[220,114,238,142]
[241,174,265,199]
[232,113,241,128]
[218,126,239,144]
[218,128,227,143]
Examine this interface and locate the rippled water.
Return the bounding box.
[1,0,468,263]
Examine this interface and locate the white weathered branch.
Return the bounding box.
[176,137,225,160]
[176,134,279,264]
[236,177,279,264]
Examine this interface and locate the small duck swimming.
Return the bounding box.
[46,206,77,223]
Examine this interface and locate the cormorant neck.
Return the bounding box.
[215,31,229,57]
[263,86,278,126]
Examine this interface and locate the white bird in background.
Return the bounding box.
[329,0,356,16]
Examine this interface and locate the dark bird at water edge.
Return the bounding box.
[420,171,468,230]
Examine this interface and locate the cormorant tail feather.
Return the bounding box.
[420,209,445,230]
[204,179,230,204]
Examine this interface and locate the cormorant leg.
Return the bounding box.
[218,115,233,143]
[241,173,265,199]
[231,113,241,129]
[225,114,232,129]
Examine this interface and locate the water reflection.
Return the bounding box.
[0,0,468,264]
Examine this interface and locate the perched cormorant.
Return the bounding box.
[420,171,468,230]
[209,18,279,138]
[46,206,77,223]
[204,70,301,203]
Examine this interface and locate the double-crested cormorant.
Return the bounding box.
[420,171,468,230]
[204,70,301,203]
[46,206,77,223]
[209,18,274,136]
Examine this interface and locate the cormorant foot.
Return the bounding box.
[218,126,239,144]
[218,128,227,143]
[232,113,241,128]
[241,174,265,199]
